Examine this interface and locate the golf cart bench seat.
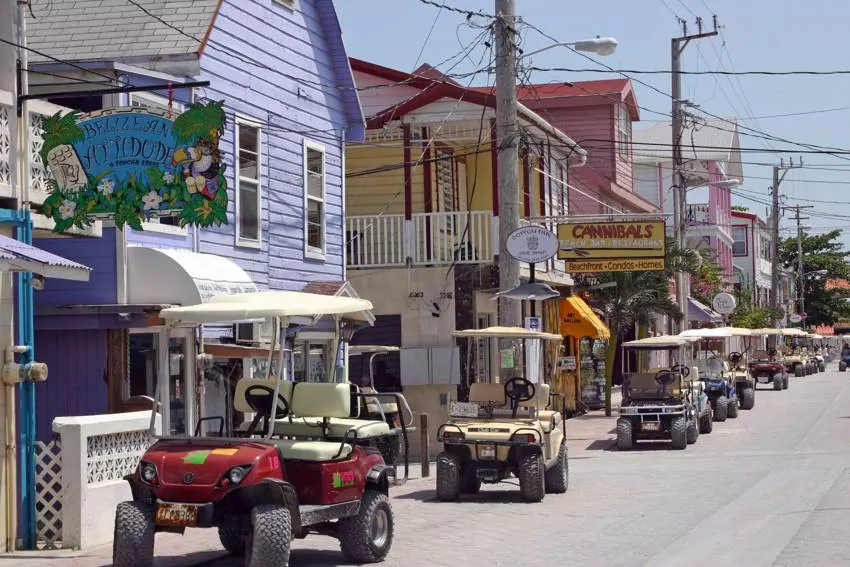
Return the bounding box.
[233,379,391,439]
[468,382,560,433]
[696,359,726,377]
[624,372,683,398]
[358,386,399,414]
[270,438,353,461]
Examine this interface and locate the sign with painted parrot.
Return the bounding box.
[39,101,229,231]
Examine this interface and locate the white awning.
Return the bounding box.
[127,246,257,306]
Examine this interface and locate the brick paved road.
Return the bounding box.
[9,371,850,566]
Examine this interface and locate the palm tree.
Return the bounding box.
[591,239,701,416]
[40,111,84,165]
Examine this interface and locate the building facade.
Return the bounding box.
[731,210,773,306]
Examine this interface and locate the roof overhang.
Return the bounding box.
[0,235,91,281]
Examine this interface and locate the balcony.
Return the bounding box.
[686,203,711,226]
[345,211,572,284]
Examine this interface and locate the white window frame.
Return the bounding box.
[129,92,188,234]
[732,226,748,257]
[618,104,631,158]
[303,139,327,260]
[235,116,263,249]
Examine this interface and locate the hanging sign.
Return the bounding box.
[505,226,559,264]
[40,102,229,231]
[557,220,666,273]
[712,292,737,315]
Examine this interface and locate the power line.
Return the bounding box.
[418,0,494,18]
[527,66,850,77]
[0,37,129,86]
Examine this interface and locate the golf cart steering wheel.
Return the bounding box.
[728,352,743,364]
[504,377,536,404]
[244,385,291,419]
[670,364,690,378]
[768,348,777,357]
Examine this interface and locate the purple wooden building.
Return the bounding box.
[25,0,365,440]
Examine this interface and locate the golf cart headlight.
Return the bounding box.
[228,466,246,485]
[140,462,157,483]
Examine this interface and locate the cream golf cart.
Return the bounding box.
[435,327,568,503]
[777,327,810,377]
[806,333,826,373]
[618,335,711,450]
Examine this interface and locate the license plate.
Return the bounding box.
[641,422,660,431]
[156,502,199,527]
[758,376,769,383]
[479,445,496,458]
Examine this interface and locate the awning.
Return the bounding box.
[559,296,610,339]
[127,246,257,306]
[688,296,722,323]
[0,234,90,281]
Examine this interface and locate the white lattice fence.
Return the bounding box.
[35,440,63,550]
[86,430,153,485]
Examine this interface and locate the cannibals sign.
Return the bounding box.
[557,220,666,273]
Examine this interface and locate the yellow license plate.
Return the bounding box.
[479,445,496,458]
[156,503,199,527]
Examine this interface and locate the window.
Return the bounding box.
[273,0,296,9]
[759,233,772,260]
[732,225,748,256]
[617,105,631,157]
[235,119,261,247]
[304,141,326,258]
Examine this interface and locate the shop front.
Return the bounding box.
[557,296,611,411]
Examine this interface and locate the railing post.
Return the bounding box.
[419,413,430,478]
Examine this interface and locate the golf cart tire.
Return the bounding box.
[795,364,804,377]
[727,397,739,419]
[112,501,154,567]
[741,388,755,410]
[435,451,461,501]
[714,395,728,422]
[616,417,634,451]
[518,452,545,503]
[544,440,569,494]
[686,419,698,444]
[773,374,783,390]
[699,410,713,434]
[840,361,847,372]
[783,374,790,390]
[670,416,687,450]
[819,363,826,372]
[245,504,291,567]
[338,489,394,563]
[460,471,482,494]
[218,522,248,556]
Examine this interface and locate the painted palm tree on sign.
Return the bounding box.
[590,239,702,416]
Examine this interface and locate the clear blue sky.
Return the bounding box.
[337,0,850,245]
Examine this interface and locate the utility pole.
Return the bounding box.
[494,0,521,328]
[769,158,801,327]
[671,15,717,332]
[789,204,813,327]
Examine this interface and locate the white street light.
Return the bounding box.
[685,178,741,192]
[520,37,619,60]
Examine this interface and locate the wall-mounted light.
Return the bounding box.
[31,275,45,291]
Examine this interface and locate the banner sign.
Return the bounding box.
[40,102,229,231]
[557,220,666,272]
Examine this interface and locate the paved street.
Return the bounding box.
[7,369,850,567]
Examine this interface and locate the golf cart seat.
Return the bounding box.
[468,382,507,407]
[274,383,392,439]
[520,384,562,433]
[271,438,353,461]
[753,349,771,361]
[624,372,683,399]
[357,386,399,414]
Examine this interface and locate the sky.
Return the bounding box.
[336,0,850,246]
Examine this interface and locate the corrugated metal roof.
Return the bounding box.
[26,0,219,62]
[0,234,91,280]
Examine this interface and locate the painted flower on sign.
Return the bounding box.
[97,178,114,196]
[163,172,175,184]
[142,191,163,211]
[58,199,76,220]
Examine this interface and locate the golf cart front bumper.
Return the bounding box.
[437,424,543,461]
[619,403,692,437]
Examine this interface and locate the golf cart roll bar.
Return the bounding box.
[349,391,411,482]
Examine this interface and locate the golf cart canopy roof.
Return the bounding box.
[751,327,806,336]
[781,327,809,337]
[622,335,700,349]
[680,327,753,338]
[160,291,374,324]
[452,326,563,341]
[348,345,401,355]
[809,333,824,339]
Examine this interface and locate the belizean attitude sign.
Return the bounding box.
[557,220,666,273]
[40,101,229,231]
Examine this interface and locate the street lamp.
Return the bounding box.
[519,37,619,60]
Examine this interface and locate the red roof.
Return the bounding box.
[826,278,850,290]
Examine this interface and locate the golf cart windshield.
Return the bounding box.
[621,336,699,399]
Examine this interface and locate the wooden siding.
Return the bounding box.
[33,228,117,306]
[196,0,349,290]
[346,145,419,215]
[540,105,614,179]
[35,329,108,442]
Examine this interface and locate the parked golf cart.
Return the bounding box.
[113,291,398,567]
[617,335,711,451]
[436,327,568,503]
[749,328,789,390]
[777,327,809,377]
[807,333,826,372]
[348,345,415,479]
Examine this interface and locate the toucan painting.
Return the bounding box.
[172,137,221,199]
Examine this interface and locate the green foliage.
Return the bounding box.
[172,100,227,144]
[39,111,84,165]
[731,205,749,212]
[778,229,850,326]
[729,283,783,328]
[690,249,724,306]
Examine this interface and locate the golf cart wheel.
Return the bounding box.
[698,410,713,434]
[686,418,698,444]
[783,374,790,390]
[840,361,847,372]
[544,440,569,494]
[795,364,804,377]
[112,501,154,567]
[727,397,739,419]
[435,451,461,501]
[219,521,248,556]
[245,504,291,567]
[773,374,783,390]
[713,396,728,422]
[460,470,481,494]
[820,363,826,372]
[518,451,545,502]
[338,489,394,563]
[741,388,755,410]
[670,416,687,450]
[616,417,633,451]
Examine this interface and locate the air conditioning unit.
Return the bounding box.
[234,318,275,345]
